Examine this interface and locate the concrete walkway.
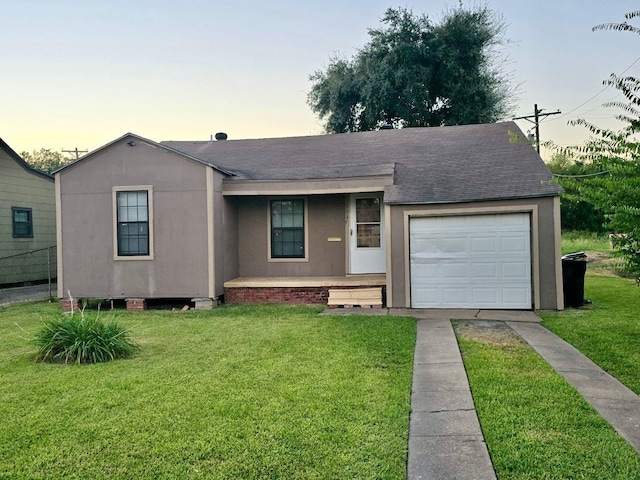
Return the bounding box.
[403,308,640,479]
[509,321,640,454]
[408,316,496,480]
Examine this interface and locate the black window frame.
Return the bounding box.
[116,190,150,257]
[270,199,305,259]
[12,207,33,238]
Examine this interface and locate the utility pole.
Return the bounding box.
[62,147,88,160]
[513,104,561,154]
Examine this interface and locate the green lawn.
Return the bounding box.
[561,231,611,255]
[541,275,640,394]
[0,303,416,479]
[455,230,640,479]
[456,322,640,479]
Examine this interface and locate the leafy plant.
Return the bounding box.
[554,11,640,281]
[33,308,138,364]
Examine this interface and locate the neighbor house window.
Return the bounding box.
[113,186,153,259]
[270,199,305,258]
[12,207,33,238]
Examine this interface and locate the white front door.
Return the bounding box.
[349,194,386,274]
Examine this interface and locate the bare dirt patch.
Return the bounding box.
[453,320,524,347]
[584,251,621,277]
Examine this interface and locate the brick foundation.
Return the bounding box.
[61,299,80,312]
[225,285,386,306]
[126,298,147,311]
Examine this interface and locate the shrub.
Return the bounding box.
[33,310,138,364]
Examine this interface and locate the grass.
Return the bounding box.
[33,310,138,364]
[561,231,611,255]
[455,231,640,479]
[0,302,416,479]
[541,275,640,395]
[455,321,640,479]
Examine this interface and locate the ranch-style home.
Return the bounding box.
[54,122,564,310]
[0,138,56,286]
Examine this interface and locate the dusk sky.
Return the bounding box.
[2,0,639,159]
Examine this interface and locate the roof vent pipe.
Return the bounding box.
[215,132,228,141]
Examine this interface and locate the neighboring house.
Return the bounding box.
[0,138,56,286]
[55,122,564,310]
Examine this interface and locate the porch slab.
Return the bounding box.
[224,275,386,288]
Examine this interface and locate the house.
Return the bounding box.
[54,122,564,310]
[0,138,56,286]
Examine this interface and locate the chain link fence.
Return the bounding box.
[0,246,57,300]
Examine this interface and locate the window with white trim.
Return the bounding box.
[113,187,153,259]
[270,199,305,258]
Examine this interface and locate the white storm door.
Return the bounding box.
[349,194,386,274]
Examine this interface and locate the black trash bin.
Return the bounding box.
[562,252,587,307]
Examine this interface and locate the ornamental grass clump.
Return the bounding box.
[33,308,138,364]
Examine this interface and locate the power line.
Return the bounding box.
[550,53,640,122]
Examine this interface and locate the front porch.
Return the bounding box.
[223,275,386,306]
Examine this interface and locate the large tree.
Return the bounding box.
[308,6,514,133]
[559,11,640,280]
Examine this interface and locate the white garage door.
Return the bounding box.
[410,213,532,309]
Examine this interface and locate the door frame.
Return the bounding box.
[403,205,541,309]
[348,193,386,274]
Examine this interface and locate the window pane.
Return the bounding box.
[356,198,381,223]
[282,213,294,227]
[137,206,148,221]
[282,201,293,215]
[357,224,381,248]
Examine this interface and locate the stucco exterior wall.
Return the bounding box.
[236,195,347,277]
[57,137,221,299]
[223,197,240,282]
[0,149,55,284]
[388,196,562,310]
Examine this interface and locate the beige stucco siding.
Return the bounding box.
[223,197,240,282]
[58,138,221,299]
[237,195,346,277]
[388,196,562,310]
[0,149,55,283]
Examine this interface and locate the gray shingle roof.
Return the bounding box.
[163,121,561,204]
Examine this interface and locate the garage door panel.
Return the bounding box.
[471,262,498,279]
[410,213,532,309]
[442,263,467,278]
[471,236,498,254]
[502,262,529,279]
[501,236,528,253]
[472,288,498,304]
[502,287,530,305]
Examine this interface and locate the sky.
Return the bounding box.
[1,0,639,160]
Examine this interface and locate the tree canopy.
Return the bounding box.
[21,148,70,174]
[307,6,514,133]
[557,10,640,280]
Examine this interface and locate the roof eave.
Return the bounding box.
[53,133,235,177]
[0,138,54,182]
